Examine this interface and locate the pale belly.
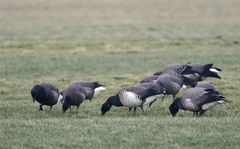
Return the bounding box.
[119,90,141,107]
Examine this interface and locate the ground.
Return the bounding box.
[0,0,240,148]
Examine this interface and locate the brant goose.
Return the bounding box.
[169,88,225,117]
[101,85,165,115]
[62,85,89,113]
[31,83,61,111]
[60,81,106,103]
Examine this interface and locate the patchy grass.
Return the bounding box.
[0,0,240,148]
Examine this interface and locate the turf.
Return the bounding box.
[0,0,240,148]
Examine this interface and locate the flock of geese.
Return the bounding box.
[31,62,226,117]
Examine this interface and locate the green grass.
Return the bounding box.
[1,0,240,148]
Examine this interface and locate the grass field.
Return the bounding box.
[1,0,240,148]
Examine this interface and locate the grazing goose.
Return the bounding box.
[62,85,89,113]
[30,83,61,111]
[185,63,221,81]
[60,81,106,103]
[101,85,165,115]
[169,88,225,117]
[154,64,195,75]
[155,71,196,100]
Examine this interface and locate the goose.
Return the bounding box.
[185,63,221,81]
[155,71,196,100]
[154,64,195,75]
[60,81,106,103]
[169,88,225,117]
[62,85,87,113]
[30,83,61,111]
[101,85,165,115]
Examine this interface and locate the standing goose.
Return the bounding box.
[30,83,61,111]
[169,88,225,117]
[101,85,165,115]
[185,63,221,81]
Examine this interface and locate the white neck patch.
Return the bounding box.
[180,84,187,92]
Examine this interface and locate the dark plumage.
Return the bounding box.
[62,85,87,113]
[195,82,217,91]
[155,71,196,100]
[60,81,106,103]
[140,75,159,84]
[154,64,195,75]
[101,85,165,115]
[30,83,60,111]
[75,82,106,97]
[169,88,225,117]
[137,82,166,108]
[185,63,221,81]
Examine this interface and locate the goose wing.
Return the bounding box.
[195,83,217,91]
[162,64,194,74]
[140,75,159,83]
[156,75,182,95]
[78,87,94,100]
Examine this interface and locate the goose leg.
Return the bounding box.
[161,96,165,101]
[129,107,133,112]
[76,105,80,113]
[140,99,146,114]
[49,106,53,111]
[196,112,200,117]
[39,105,43,111]
[140,106,145,114]
[172,95,175,101]
[149,99,157,108]
[193,112,196,117]
[133,107,137,115]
